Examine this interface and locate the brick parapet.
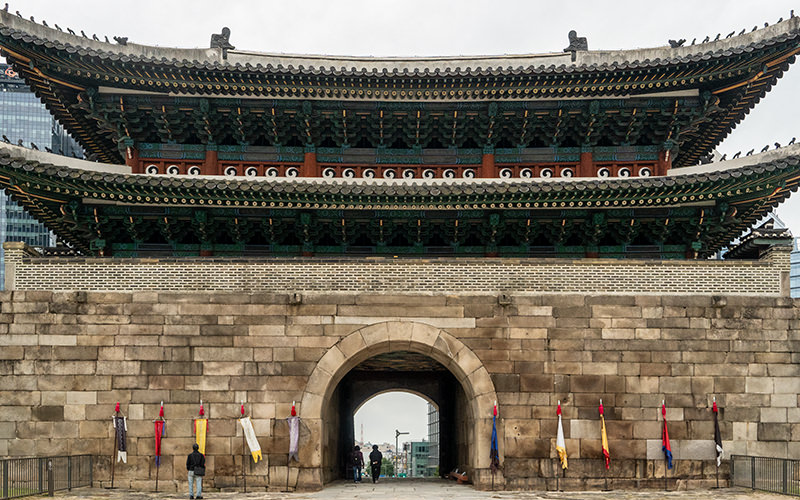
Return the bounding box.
[0,245,788,295]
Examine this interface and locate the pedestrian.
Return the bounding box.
[369,444,382,483]
[186,443,205,499]
[352,445,364,483]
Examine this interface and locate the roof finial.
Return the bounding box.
[668,39,685,48]
[113,36,128,45]
[563,30,587,62]
[210,27,235,60]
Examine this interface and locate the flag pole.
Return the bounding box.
[663,400,667,492]
[153,401,164,493]
[241,400,247,493]
[110,404,118,489]
[599,399,610,492]
[714,396,719,489]
[110,402,123,489]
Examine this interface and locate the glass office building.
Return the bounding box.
[0,63,83,287]
[426,403,439,477]
[791,238,799,299]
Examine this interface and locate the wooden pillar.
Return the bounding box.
[481,150,497,178]
[578,151,593,177]
[124,147,139,173]
[656,150,672,176]
[204,148,219,176]
[302,151,319,177]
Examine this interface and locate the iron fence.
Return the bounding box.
[731,455,800,496]
[0,455,92,499]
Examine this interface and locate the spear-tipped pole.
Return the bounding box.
[663,399,667,491]
[154,401,164,492]
[241,400,247,493]
[110,402,120,489]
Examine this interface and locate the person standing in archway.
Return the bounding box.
[351,445,364,483]
[369,445,382,483]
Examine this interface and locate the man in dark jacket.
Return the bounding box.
[186,443,205,499]
[351,445,364,483]
[368,445,382,483]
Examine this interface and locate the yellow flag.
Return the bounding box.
[599,400,610,469]
[195,418,208,455]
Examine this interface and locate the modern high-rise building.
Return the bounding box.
[791,238,800,298]
[0,63,82,286]
[427,404,439,477]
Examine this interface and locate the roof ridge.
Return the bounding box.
[1,10,799,73]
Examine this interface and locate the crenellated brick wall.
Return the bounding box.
[2,242,791,296]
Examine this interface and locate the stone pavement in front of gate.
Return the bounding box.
[27,479,793,500]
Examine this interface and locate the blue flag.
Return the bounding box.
[490,403,499,473]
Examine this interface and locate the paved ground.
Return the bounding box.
[30,480,793,500]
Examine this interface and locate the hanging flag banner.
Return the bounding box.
[240,417,263,463]
[556,401,568,470]
[288,402,300,462]
[194,401,208,455]
[154,420,165,466]
[490,401,500,473]
[599,399,610,469]
[713,398,723,467]
[661,401,673,469]
[113,414,128,463]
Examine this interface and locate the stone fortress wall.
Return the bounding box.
[0,243,798,490]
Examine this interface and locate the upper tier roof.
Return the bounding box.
[1,10,798,76]
[1,10,799,169]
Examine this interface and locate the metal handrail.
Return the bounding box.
[731,454,800,496]
[0,455,92,499]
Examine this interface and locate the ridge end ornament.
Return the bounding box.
[564,30,588,62]
[211,27,235,60]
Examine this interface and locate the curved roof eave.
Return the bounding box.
[1,142,798,197]
[1,10,799,76]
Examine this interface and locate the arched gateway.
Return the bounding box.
[300,321,500,488]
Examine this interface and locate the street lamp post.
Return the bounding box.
[395,429,409,478]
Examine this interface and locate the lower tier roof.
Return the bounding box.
[0,143,797,257]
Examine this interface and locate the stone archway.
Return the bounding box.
[299,321,500,488]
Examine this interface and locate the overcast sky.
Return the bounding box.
[13,0,800,445]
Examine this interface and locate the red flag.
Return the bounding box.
[114,402,120,413]
[154,420,165,466]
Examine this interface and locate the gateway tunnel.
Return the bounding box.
[322,350,475,482]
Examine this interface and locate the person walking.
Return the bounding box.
[186,443,205,499]
[369,444,382,483]
[352,445,364,483]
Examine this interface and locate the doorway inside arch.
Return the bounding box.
[322,350,474,482]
